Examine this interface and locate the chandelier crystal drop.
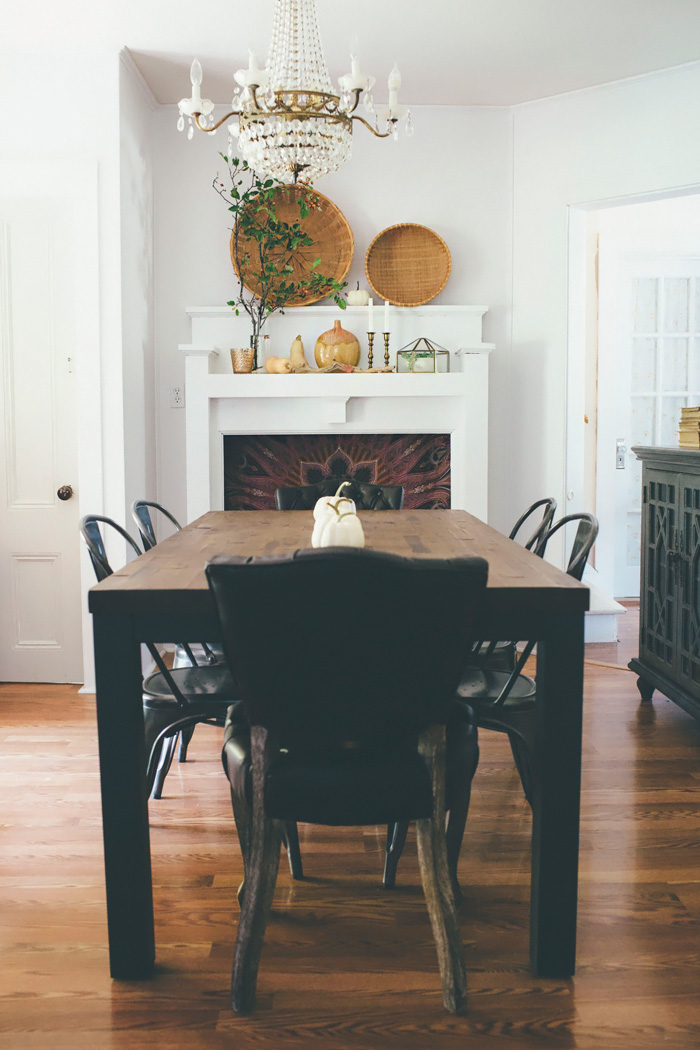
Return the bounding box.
[177,0,411,182]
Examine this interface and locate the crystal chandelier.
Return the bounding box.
[177,0,412,182]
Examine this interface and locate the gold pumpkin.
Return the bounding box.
[314,319,361,368]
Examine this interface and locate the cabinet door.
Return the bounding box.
[640,468,678,678]
[677,478,700,699]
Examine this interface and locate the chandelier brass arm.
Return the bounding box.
[195,112,236,134]
[195,108,391,138]
[350,114,392,139]
[194,85,386,135]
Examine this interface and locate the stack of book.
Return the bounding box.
[679,407,700,449]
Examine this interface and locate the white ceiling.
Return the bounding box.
[6,0,700,107]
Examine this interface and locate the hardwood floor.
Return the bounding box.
[3,608,700,1048]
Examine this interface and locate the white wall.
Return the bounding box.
[119,51,157,518]
[152,104,514,529]
[511,63,700,544]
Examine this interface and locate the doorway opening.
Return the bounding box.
[567,189,700,602]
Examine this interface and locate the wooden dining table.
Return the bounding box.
[88,509,589,982]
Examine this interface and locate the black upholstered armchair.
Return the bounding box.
[206,547,488,1014]
[274,477,404,511]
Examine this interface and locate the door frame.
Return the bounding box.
[565,186,700,599]
[0,161,103,686]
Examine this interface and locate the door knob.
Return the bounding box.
[57,485,74,501]
[616,440,627,470]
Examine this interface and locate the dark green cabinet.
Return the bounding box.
[630,446,700,721]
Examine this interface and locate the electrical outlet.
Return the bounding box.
[171,386,185,408]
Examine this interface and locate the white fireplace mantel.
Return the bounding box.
[180,306,493,521]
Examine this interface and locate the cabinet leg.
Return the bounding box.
[636,677,655,703]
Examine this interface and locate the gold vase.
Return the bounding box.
[314,319,361,368]
[230,347,255,373]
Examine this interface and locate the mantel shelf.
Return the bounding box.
[204,372,480,399]
[186,304,490,318]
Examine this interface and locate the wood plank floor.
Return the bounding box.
[2,607,700,1049]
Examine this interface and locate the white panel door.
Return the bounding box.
[597,252,700,598]
[0,197,82,682]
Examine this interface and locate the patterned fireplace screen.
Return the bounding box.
[223,434,450,510]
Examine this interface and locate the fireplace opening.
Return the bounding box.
[223,434,450,510]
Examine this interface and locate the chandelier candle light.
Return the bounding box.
[177,0,412,182]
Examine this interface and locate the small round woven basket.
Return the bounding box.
[231,185,354,307]
[365,223,451,307]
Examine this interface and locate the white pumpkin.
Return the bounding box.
[312,480,356,521]
[346,287,370,306]
[312,507,365,549]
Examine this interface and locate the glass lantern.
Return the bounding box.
[396,337,450,374]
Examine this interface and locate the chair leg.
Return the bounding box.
[383,821,409,888]
[178,724,196,762]
[231,788,252,907]
[144,704,182,797]
[282,822,303,879]
[146,739,163,798]
[151,734,177,799]
[508,732,534,806]
[416,815,467,1013]
[231,725,282,1014]
[416,726,467,1014]
[445,782,474,907]
[477,709,536,807]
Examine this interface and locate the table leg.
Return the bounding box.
[529,611,584,977]
[93,613,155,978]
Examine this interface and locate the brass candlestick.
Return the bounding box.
[367,332,375,369]
[383,332,390,368]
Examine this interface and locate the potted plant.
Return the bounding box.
[214,156,347,368]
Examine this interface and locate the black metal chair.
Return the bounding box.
[474,497,557,673]
[131,499,182,551]
[509,496,557,551]
[384,510,596,890]
[457,512,599,805]
[132,498,226,769]
[131,499,220,669]
[208,547,489,1014]
[275,477,404,511]
[80,515,238,799]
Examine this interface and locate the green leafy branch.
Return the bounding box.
[214,156,347,338]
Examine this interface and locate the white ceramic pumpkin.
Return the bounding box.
[312,505,365,548]
[312,481,356,521]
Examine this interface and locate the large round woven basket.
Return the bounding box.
[365,223,451,307]
[230,185,354,307]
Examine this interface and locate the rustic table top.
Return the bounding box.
[88,510,589,617]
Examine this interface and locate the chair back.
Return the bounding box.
[131,500,182,551]
[275,478,404,512]
[207,548,487,747]
[541,512,599,581]
[79,515,142,581]
[509,497,557,553]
